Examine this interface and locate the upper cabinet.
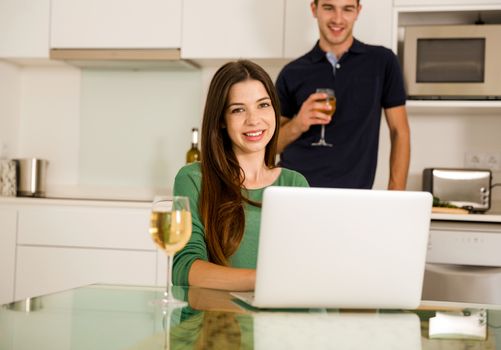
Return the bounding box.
[0,207,17,304]
[182,0,393,60]
[394,0,501,6]
[181,0,285,59]
[355,0,393,48]
[50,0,182,48]
[0,0,392,61]
[0,0,50,58]
[283,0,318,59]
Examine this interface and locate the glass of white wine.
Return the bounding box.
[311,88,336,147]
[150,196,192,307]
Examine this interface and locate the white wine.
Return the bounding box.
[150,210,192,254]
[316,97,336,117]
[186,127,201,164]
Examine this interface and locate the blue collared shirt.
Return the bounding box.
[276,39,406,189]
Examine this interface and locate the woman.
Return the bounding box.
[173,60,308,291]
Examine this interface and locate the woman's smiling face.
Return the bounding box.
[224,79,276,157]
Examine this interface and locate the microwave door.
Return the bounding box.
[416,38,485,84]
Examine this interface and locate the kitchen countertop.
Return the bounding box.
[0,184,173,207]
[432,212,501,223]
[2,192,501,220]
[0,195,153,208]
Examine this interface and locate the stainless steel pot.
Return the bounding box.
[5,297,43,312]
[14,158,49,197]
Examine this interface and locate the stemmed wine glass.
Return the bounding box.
[150,196,192,307]
[311,88,336,147]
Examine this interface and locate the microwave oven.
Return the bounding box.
[403,24,501,100]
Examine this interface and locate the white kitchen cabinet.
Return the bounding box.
[181,0,285,59]
[0,0,50,58]
[14,202,161,299]
[394,0,501,7]
[0,198,167,301]
[15,246,157,300]
[355,0,394,48]
[283,0,318,58]
[0,208,17,304]
[17,205,152,249]
[50,0,182,48]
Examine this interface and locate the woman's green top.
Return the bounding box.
[172,162,309,286]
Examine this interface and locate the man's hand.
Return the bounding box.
[277,92,334,153]
[292,92,333,133]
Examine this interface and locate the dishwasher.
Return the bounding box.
[422,213,501,304]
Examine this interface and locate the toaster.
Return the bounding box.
[422,168,492,212]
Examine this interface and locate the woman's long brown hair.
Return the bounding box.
[200,60,281,266]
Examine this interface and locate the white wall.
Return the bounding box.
[1,64,202,200]
[2,61,501,203]
[408,113,501,187]
[374,111,501,207]
[0,61,20,158]
[17,65,81,187]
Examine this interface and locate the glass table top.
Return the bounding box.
[1,284,501,349]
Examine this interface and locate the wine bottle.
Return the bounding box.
[186,127,201,164]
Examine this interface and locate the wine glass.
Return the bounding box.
[162,309,172,349]
[311,88,336,147]
[150,196,192,307]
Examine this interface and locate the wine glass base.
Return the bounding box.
[311,139,333,147]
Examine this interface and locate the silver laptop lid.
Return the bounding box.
[254,187,432,309]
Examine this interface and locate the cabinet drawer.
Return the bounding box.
[15,246,157,300]
[18,205,152,250]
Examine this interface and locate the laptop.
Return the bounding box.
[232,186,432,309]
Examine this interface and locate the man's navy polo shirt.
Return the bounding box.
[276,39,406,189]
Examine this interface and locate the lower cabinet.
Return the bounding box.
[0,199,167,303]
[15,246,157,300]
[0,207,17,304]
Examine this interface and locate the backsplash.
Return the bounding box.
[1,64,202,199]
[79,68,202,191]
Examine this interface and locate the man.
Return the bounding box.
[276,0,410,190]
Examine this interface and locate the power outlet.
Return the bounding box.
[464,152,501,171]
[464,152,485,168]
[485,153,501,171]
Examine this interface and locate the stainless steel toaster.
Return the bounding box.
[422,168,492,212]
